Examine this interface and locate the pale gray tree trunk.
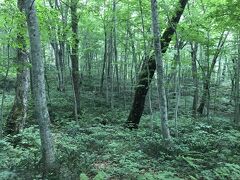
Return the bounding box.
[174,36,181,137]
[151,0,170,140]
[123,24,129,109]
[24,0,55,173]
[113,0,120,93]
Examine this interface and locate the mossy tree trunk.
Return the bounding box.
[6,0,29,135]
[126,0,188,129]
[190,42,199,118]
[70,0,81,118]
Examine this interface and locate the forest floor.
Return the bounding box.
[1,76,240,180]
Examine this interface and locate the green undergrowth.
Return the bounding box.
[0,77,239,179]
[0,115,240,179]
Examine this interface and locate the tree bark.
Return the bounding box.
[51,41,65,92]
[234,34,240,125]
[126,0,188,129]
[24,0,55,173]
[70,0,81,117]
[150,0,170,140]
[190,42,199,118]
[6,0,29,135]
[197,32,228,114]
[100,27,107,92]
[113,0,119,92]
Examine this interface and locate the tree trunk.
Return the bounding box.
[6,0,29,135]
[197,32,228,114]
[100,27,107,92]
[234,34,240,125]
[70,0,81,117]
[24,0,55,173]
[197,79,209,114]
[126,0,188,129]
[123,25,129,109]
[106,32,113,108]
[174,36,181,137]
[113,0,119,93]
[139,0,147,57]
[190,42,199,118]
[151,0,170,140]
[50,41,65,92]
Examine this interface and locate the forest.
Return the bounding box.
[0,0,240,179]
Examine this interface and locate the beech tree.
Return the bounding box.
[70,0,81,119]
[126,0,188,129]
[24,0,55,173]
[150,0,170,139]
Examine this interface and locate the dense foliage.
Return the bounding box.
[0,0,240,179]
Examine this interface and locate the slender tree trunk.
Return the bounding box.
[197,32,228,114]
[150,0,170,140]
[174,36,181,137]
[139,0,147,57]
[58,0,68,91]
[123,25,129,109]
[125,0,188,129]
[100,27,107,92]
[234,35,240,125]
[216,55,222,85]
[70,0,81,117]
[58,40,65,91]
[47,0,66,92]
[113,0,119,93]
[190,42,199,118]
[43,47,52,104]
[24,0,55,173]
[222,59,227,82]
[51,41,65,92]
[128,28,138,85]
[106,32,113,108]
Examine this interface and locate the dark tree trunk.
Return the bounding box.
[107,32,113,107]
[234,35,240,125]
[70,0,81,117]
[190,42,199,118]
[100,28,107,92]
[126,56,156,129]
[197,79,209,114]
[126,0,188,129]
[197,32,228,114]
